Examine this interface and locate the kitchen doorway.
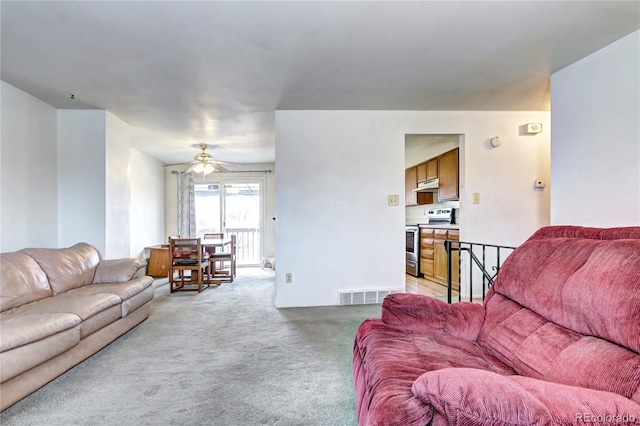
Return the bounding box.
[194,181,263,266]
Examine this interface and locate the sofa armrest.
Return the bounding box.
[93,258,147,284]
[381,293,485,341]
[412,368,640,425]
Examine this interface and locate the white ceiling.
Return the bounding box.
[2,1,638,165]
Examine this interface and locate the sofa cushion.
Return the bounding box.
[0,312,81,383]
[479,226,640,399]
[354,318,514,426]
[479,293,640,399]
[24,243,100,295]
[381,293,485,341]
[0,252,52,312]
[93,258,147,284]
[489,226,640,353]
[65,276,154,316]
[5,293,122,339]
[411,368,640,426]
[0,312,80,352]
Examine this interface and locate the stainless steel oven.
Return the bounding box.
[406,225,420,276]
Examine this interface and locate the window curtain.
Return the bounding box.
[176,172,196,238]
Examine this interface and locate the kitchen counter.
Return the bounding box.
[408,223,459,229]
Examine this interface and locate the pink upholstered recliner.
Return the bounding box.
[353,226,640,425]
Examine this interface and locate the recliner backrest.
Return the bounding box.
[478,226,640,401]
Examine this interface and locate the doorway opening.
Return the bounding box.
[194,181,263,266]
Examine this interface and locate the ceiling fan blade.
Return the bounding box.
[163,161,194,167]
[184,163,198,173]
[214,164,231,173]
[214,160,242,168]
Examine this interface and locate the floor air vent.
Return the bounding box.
[338,290,399,305]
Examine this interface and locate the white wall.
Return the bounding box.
[551,31,640,226]
[275,110,550,307]
[0,82,58,251]
[105,112,131,258]
[130,148,165,258]
[57,110,107,254]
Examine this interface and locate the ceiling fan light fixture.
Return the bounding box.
[193,162,215,176]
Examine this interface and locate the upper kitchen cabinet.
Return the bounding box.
[426,158,438,182]
[437,148,459,201]
[406,166,434,206]
[417,158,438,184]
[406,167,418,206]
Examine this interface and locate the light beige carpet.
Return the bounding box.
[0,268,382,426]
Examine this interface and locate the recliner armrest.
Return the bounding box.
[381,293,485,341]
[411,368,640,425]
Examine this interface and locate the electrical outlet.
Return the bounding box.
[388,194,399,206]
[285,273,293,283]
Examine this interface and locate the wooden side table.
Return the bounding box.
[146,245,170,277]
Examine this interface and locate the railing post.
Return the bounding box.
[441,240,515,304]
[445,240,452,304]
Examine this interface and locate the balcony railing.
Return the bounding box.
[445,240,516,304]
[226,227,260,266]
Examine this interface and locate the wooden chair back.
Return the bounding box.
[168,238,210,293]
[204,233,223,239]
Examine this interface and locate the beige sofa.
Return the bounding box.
[0,243,154,411]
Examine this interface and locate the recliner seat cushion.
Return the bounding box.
[354,318,515,425]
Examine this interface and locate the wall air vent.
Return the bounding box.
[338,290,400,306]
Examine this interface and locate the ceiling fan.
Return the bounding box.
[166,144,239,176]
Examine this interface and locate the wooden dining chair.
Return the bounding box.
[169,238,210,293]
[203,232,224,270]
[208,234,236,283]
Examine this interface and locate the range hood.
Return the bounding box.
[412,179,439,192]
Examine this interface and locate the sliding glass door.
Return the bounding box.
[195,181,262,266]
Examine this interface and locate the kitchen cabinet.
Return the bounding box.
[416,158,438,184]
[416,162,427,183]
[420,227,459,291]
[406,166,434,206]
[405,167,418,206]
[437,148,459,201]
[426,158,438,182]
[408,148,458,205]
[419,228,435,279]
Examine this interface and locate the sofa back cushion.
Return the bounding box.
[0,251,52,312]
[23,243,100,295]
[478,226,640,399]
